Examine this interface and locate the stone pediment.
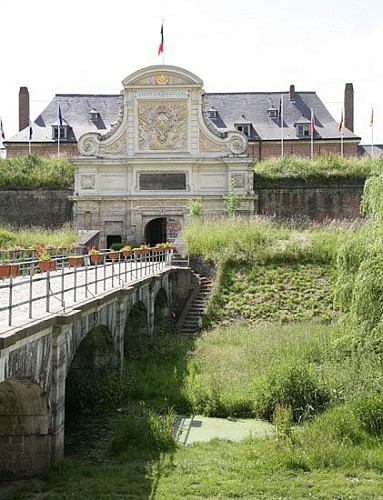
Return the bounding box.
[122,65,203,88]
[77,65,247,158]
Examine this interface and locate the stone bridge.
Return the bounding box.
[0,266,191,478]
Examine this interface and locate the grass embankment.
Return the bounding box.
[0,155,74,189]
[253,155,376,185]
[0,225,77,250]
[8,216,383,499]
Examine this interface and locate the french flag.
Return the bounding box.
[158,22,164,56]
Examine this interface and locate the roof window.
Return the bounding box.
[235,123,252,137]
[89,109,100,121]
[208,106,217,119]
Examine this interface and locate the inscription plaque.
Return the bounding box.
[139,173,186,191]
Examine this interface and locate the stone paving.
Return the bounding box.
[0,257,168,334]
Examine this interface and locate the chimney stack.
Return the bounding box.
[289,85,296,101]
[344,83,354,132]
[19,87,30,132]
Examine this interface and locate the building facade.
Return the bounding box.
[4,65,361,246]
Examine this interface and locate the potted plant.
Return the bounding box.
[36,246,56,272]
[140,243,151,255]
[88,246,103,264]
[121,244,132,257]
[68,254,83,267]
[0,250,19,278]
[108,249,120,260]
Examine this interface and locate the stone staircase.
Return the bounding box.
[178,274,212,337]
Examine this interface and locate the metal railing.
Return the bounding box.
[0,250,173,328]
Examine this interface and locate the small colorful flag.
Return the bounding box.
[311,109,316,133]
[339,110,343,132]
[158,22,164,56]
[29,120,33,141]
[0,118,5,139]
[370,107,374,127]
[58,104,63,126]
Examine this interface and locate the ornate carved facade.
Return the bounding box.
[72,65,255,247]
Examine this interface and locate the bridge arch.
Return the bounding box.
[0,377,50,477]
[124,300,149,355]
[65,324,119,415]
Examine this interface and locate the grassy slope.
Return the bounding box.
[6,218,383,499]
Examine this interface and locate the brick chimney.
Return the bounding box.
[19,86,30,132]
[289,84,296,101]
[344,83,354,132]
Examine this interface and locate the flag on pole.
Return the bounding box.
[311,108,316,133]
[158,22,164,56]
[278,97,282,125]
[29,120,33,141]
[370,107,374,127]
[0,118,5,139]
[338,109,343,132]
[58,104,63,127]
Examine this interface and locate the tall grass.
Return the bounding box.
[182,322,383,422]
[253,155,376,185]
[0,154,74,189]
[0,224,77,249]
[184,216,358,264]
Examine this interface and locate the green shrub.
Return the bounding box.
[107,407,176,456]
[254,363,330,423]
[353,395,383,437]
[0,154,74,189]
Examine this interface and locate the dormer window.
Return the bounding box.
[208,107,217,119]
[268,107,278,119]
[294,116,311,137]
[52,125,72,140]
[235,123,252,137]
[89,108,100,121]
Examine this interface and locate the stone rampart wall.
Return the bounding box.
[0,189,72,227]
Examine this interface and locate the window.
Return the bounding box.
[296,124,310,137]
[52,125,73,140]
[235,123,251,137]
[208,107,217,119]
[89,109,100,121]
[268,108,278,118]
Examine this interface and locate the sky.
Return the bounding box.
[1,0,382,146]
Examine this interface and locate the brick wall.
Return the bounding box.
[0,190,72,227]
[255,181,364,221]
[5,143,78,157]
[247,140,359,160]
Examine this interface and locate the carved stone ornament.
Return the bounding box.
[78,134,100,156]
[199,131,227,153]
[230,174,246,188]
[99,133,127,154]
[80,174,96,190]
[138,100,187,150]
[155,73,169,85]
[227,133,248,155]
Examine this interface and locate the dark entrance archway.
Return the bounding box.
[145,217,182,246]
[145,218,167,246]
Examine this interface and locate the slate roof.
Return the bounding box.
[358,144,383,157]
[6,90,360,143]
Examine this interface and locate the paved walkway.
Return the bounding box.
[0,258,167,334]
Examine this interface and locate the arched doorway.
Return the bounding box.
[145,218,167,246]
[144,217,181,246]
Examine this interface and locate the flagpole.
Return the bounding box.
[340,108,344,158]
[281,96,284,158]
[371,107,374,159]
[310,108,314,161]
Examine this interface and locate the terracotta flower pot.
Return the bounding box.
[68,256,83,267]
[90,254,103,264]
[122,250,131,258]
[134,249,143,256]
[0,263,19,278]
[39,260,56,272]
[108,251,119,260]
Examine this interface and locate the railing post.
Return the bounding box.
[29,264,33,319]
[46,271,50,313]
[8,277,13,326]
